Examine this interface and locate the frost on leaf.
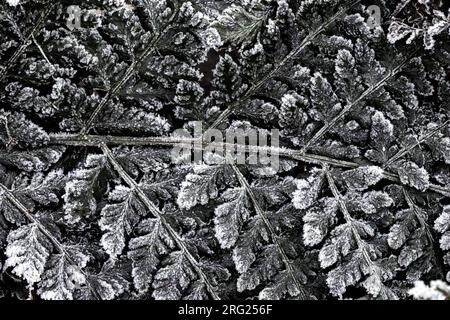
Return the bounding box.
[388,8,450,50]
[319,223,355,269]
[435,205,450,235]
[310,72,341,122]
[279,92,309,135]
[64,154,108,224]
[236,245,283,293]
[100,185,146,258]
[212,4,266,45]
[292,169,325,210]
[139,169,185,205]
[232,217,268,274]
[435,206,450,280]
[114,147,170,176]
[0,146,65,172]
[365,111,394,164]
[388,21,417,45]
[1,171,66,225]
[177,163,235,210]
[0,170,64,225]
[318,210,395,298]
[334,49,363,100]
[5,223,53,284]
[1,0,450,301]
[128,218,175,294]
[258,267,308,300]
[0,110,49,147]
[229,212,305,298]
[210,54,247,105]
[250,177,296,209]
[346,191,394,215]
[214,188,250,249]
[397,229,428,268]
[342,166,384,191]
[37,247,89,300]
[393,160,430,191]
[6,0,20,6]
[303,198,338,247]
[388,209,417,250]
[409,280,450,300]
[0,189,25,225]
[96,102,171,136]
[84,261,129,300]
[326,251,369,298]
[428,133,450,165]
[174,80,206,121]
[152,251,198,300]
[389,207,435,280]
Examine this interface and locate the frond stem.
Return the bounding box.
[48,134,450,197]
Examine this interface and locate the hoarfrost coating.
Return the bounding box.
[0,0,449,300]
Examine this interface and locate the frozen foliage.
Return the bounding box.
[6,0,20,6]
[409,280,450,300]
[37,248,89,300]
[435,205,450,282]
[387,1,450,50]
[292,169,325,210]
[0,0,450,301]
[128,218,175,294]
[5,223,53,284]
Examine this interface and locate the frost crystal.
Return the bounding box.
[6,0,20,6]
[409,281,450,300]
[0,0,449,301]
